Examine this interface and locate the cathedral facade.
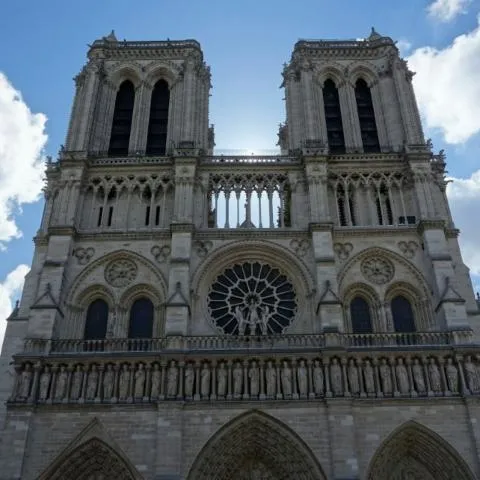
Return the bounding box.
[1,29,480,480]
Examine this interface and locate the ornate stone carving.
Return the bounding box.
[71,365,83,400]
[312,360,324,396]
[361,257,394,285]
[330,358,343,396]
[379,359,392,395]
[297,360,308,397]
[281,361,292,396]
[105,259,137,287]
[73,247,95,265]
[412,359,426,394]
[217,362,227,397]
[428,358,442,393]
[150,363,161,399]
[265,361,277,397]
[200,363,211,397]
[86,365,99,400]
[289,239,310,257]
[166,361,178,397]
[363,360,375,395]
[249,361,260,397]
[118,364,130,400]
[333,242,353,261]
[151,245,171,263]
[208,262,297,335]
[348,359,360,395]
[39,366,51,401]
[54,365,68,401]
[184,363,195,398]
[103,364,115,400]
[233,362,243,397]
[396,359,409,394]
[446,358,458,393]
[464,356,479,393]
[17,364,32,400]
[134,363,146,398]
[398,240,418,259]
[193,240,213,258]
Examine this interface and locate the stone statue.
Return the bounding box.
[446,358,459,393]
[103,364,114,400]
[247,299,260,334]
[379,359,392,395]
[119,364,130,400]
[150,363,161,399]
[39,366,51,401]
[233,362,243,396]
[54,365,68,401]
[266,360,276,397]
[464,356,479,393]
[217,362,227,397]
[17,364,33,400]
[260,305,269,335]
[313,360,324,396]
[249,361,260,396]
[134,364,146,398]
[348,359,360,395]
[396,359,409,394]
[330,358,343,396]
[86,365,99,400]
[412,359,426,394]
[297,360,308,397]
[71,365,83,400]
[200,363,211,397]
[428,358,441,393]
[167,361,179,397]
[234,306,246,336]
[184,364,195,398]
[364,360,375,395]
[281,361,292,396]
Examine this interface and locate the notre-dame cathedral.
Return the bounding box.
[1,28,480,480]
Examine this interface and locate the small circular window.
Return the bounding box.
[207,262,297,335]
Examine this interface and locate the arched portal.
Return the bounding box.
[366,421,475,480]
[39,438,139,480]
[187,410,326,480]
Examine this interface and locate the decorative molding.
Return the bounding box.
[397,241,417,259]
[334,242,353,261]
[290,239,310,257]
[104,259,138,288]
[151,245,171,263]
[193,240,212,258]
[361,257,394,285]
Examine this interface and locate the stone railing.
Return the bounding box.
[21,331,471,356]
[200,155,300,165]
[9,350,480,406]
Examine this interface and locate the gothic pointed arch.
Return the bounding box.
[366,421,475,480]
[38,418,142,480]
[323,78,345,154]
[187,410,327,480]
[353,75,380,153]
[108,80,135,155]
[146,79,170,155]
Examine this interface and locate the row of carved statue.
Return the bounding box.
[11,354,480,404]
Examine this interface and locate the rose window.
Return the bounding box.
[207,262,297,335]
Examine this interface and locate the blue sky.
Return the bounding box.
[1,0,480,331]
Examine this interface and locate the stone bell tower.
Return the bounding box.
[1,29,480,480]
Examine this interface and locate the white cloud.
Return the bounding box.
[0,72,47,247]
[396,39,412,56]
[427,0,472,22]
[0,264,29,346]
[447,170,480,275]
[407,18,480,144]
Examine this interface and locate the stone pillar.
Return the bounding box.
[284,71,303,151]
[130,81,152,154]
[339,82,363,152]
[370,80,390,151]
[304,156,329,223]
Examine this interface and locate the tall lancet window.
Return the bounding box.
[355,79,380,153]
[108,80,135,155]
[146,79,170,155]
[323,79,345,154]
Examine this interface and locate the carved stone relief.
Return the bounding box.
[193,240,213,258]
[73,247,95,265]
[398,241,418,259]
[333,242,353,261]
[104,259,138,287]
[151,245,171,263]
[289,239,310,257]
[361,257,394,285]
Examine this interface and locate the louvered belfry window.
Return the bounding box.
[323,79,346,154]
[355,79,380,153]
[108,80,135,155]
[146,80,170,155]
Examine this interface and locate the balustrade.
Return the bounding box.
[10,352,480,405]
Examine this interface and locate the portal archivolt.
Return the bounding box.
[187,410,326,480]
[367,421,475,480]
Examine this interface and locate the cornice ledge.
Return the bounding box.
[309,223,334,233]
[170,223,195,233]
[48,226,78,237]
[194,229,309,239]
[333,225,417,237]
[75,230,172,241]
[417,219,446,234]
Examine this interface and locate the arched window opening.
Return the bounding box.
[146,80,170,155]
[323,79,345,154]
[108,81,135,156]
[84,299,108,340]
[355,79,380,153]
[337,185,347,226]
[375,184,393,225]
[391,295,416,333]
[128,298,154,338]
[350,296,373,333]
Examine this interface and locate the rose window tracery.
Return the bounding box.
[207,262,297,335]
[361,257,394,285]
[104,259,138,287]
